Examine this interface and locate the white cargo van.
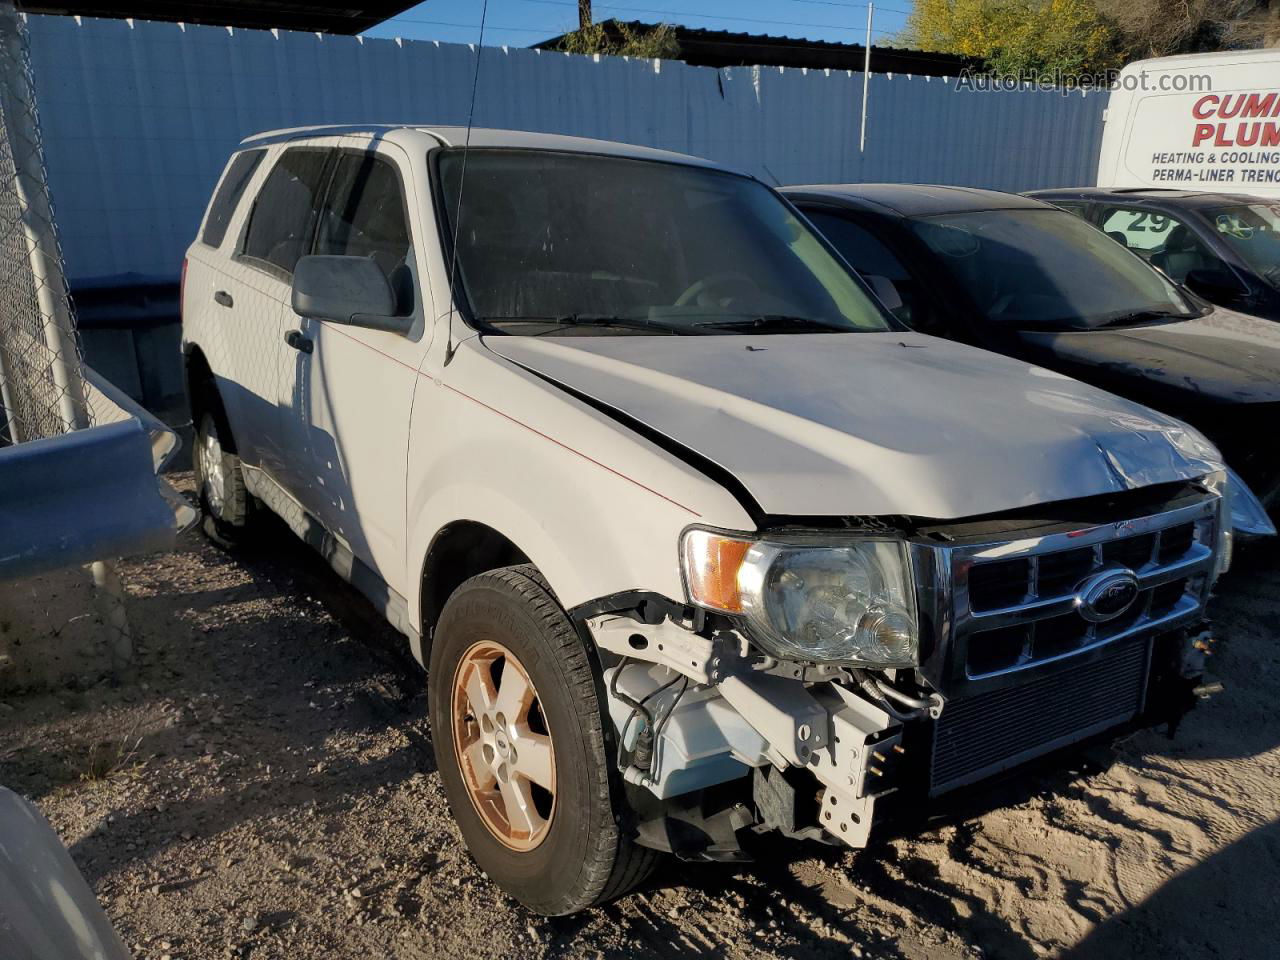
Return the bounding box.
[1098,49,1280,197]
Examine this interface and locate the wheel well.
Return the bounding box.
[184,347,237,454]
[184,346,212,401]
[420,521,530,644]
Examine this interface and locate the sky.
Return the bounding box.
[362,0,915,50]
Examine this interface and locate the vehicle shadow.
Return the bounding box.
[1059,816,1280,959]
[1,498,435,880]
[26,479,1270,955]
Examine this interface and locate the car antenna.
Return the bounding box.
[444,0,490,367]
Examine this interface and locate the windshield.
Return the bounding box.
[908,208,1199,331]
[1205,202,1280,287]
[437,149,890,335]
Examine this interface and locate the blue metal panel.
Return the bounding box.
[25,15,1108,287]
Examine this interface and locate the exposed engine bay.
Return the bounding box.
[580,480,1223,859]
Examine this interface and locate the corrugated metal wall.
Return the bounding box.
[26,14,1109,285]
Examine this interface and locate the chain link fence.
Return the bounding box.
[0,1,88,445]
[0,0,135,679]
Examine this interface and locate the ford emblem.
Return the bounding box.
[1075,569,1140,623]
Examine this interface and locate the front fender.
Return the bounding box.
[404,341,752,634]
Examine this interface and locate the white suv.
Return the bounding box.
[183,125,1228,915]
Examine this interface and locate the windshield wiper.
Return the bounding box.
[483,314,687,336]
[696,314,849,333]
[1090,309,1189,330]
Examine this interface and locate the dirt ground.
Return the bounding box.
[3,475,1279,960]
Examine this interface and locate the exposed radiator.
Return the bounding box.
[930,636,1149,795]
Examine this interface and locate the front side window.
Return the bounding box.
[316,153,414,313]
[437,150,889,336]
[910,208,1199,331]
[1098,206,1221,284]
[241,148,331,276]
[1204,202,1280,289]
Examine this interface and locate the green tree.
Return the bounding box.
[555,20,680,59]
[901,0,1124,78]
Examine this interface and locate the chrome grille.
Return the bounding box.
[950,500,1217,686]
[917,491,1220,795]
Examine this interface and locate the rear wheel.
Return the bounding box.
[429,565,658,915]
[192,406,250,548]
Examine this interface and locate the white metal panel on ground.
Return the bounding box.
[24,15,1108,285]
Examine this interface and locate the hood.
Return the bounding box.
[484,332,1222,521]
[1016,308,1280,403]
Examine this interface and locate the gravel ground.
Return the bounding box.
[3,475,1279,960]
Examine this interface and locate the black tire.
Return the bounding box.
[429,564,659,915]
[191,396,251,549]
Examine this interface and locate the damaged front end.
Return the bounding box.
[577,478,1226,859]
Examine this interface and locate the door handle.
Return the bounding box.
[285,329,313,354]
[213,290,234,308]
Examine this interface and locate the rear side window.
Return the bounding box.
[201,150,264,248]
[241,148,331,276]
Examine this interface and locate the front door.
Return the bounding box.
[280,142,426,596]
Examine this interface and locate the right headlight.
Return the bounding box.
[1201,467,1276,580]
[1223,466,1275,539]
[681,529,919,667]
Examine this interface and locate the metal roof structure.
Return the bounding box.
[14,1,417,33]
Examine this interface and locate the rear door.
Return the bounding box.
[230,146,333,489]
[280,142,426,593]
[184,149,267,458]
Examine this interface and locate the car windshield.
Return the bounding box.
[437,149,890,336]
[1204,201,1280,287]
[908,208,1200,331]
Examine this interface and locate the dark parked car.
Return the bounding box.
[1025,188,1280,322]
[783,184,1279,528]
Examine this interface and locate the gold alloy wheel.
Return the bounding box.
[451,640,557,851]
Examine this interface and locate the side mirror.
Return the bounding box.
[291,255,413,335]
[1184,267,1246,304]
[863,273,904,313]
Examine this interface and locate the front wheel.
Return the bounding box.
[429,565,658,915]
